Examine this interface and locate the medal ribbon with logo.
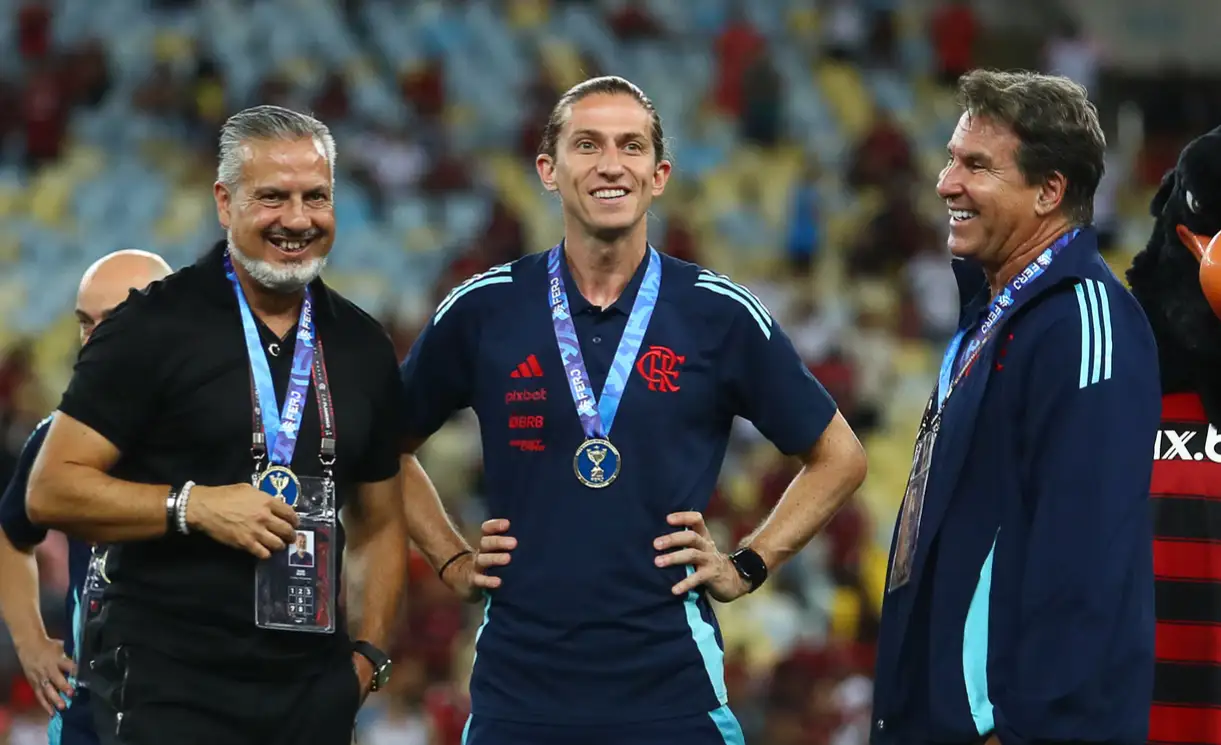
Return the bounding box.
[546,243,662,488]
[225,253,336,507]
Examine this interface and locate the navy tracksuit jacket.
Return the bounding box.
[872,228,1160,745]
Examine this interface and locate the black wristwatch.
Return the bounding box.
[352,640,392,692]
[728,547,769,593]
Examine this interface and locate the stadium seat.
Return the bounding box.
[817,61,876,142]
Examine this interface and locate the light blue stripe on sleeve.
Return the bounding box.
[1093,280,1114,381]
[435,276,513,323]
[1074,284,1091,389]
[683,566,729,705]
[963,532,999,736]
[693,282,772,338]
[1084,279,1104,384]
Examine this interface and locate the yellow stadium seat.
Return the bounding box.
[539,40,585,92]
[404,225,443,254]
[349,58,377,82]
[0,182,23,219]
[33,311,80,390]
[0,274,26,329]
[60,144,106,181]
[154,189,211,244]
[486,153,549,250]
[816,62,874,141]
[828,586,862,641]
[283,58,320,87]
[28,171,73,230]
[153,32,194,64]
[823,205,870,256]
[0,231,19,264]
[506,0,548,30]
[862,544,890,613]
[443,103,476,130]
[891,338,937,377]
[320,271,390,307]
[788,7,819,39]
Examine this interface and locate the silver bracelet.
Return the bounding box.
[175,481,195,535]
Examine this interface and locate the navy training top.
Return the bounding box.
[399,247,839,725]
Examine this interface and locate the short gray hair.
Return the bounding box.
[216,105,337,191]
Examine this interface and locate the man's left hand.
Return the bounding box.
[654,511,750,602]
[351,653,374,704]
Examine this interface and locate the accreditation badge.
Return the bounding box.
[888,420,937,592]
[254,476,336,633]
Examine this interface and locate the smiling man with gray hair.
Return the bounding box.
[27,105,408,745]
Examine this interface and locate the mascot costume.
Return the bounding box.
[1127,125,1221,745]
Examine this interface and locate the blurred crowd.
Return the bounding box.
[0,0,1213,743]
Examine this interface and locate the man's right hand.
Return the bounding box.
[444,519,516,602]
[15,635,75,716]
[186,484,299,559]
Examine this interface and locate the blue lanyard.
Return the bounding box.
[546,244,661,439]
[224,254,317,466]
[937,228,1079,408]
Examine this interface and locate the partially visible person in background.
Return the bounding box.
[0,249,172,745]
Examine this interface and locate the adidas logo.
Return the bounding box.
[510,354,544,379]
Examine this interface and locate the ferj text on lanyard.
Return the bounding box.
[223,253,338,506]
[546,242,662,489]
[888,228,1080,592]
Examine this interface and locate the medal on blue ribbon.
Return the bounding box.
[546,243,662,488]
[224,253,318,507]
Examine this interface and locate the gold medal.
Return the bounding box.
[574,438,621,489]
[257,465,301,506]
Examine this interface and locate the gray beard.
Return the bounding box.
[227,233,326,294]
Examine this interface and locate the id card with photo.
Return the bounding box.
[888,426,936,592]
[255,476,336,633]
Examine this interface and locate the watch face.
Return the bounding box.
[374,663,392,689]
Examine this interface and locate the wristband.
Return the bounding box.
[438,550,472,579]
[174,481,195,535]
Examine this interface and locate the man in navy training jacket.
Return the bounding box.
[396,75,869,745]
[872,69,1160,745]
[0,249,171,745]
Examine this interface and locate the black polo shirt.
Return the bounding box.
[399,247,838,725]
[57,241,403,675]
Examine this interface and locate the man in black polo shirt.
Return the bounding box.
[397,76,869,744]
[27,105,407,745]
